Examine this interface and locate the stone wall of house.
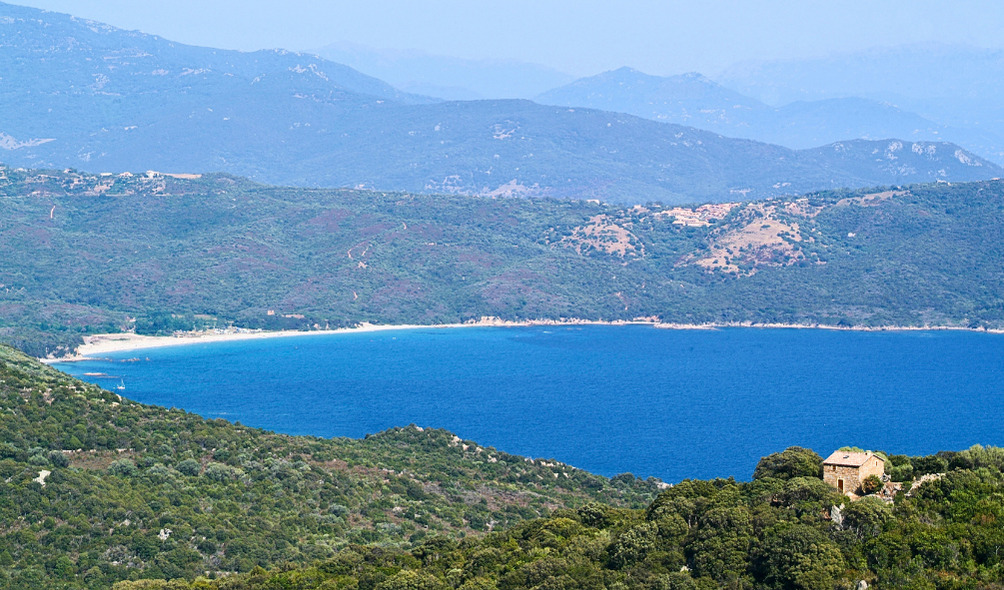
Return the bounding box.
[859,456,885,483]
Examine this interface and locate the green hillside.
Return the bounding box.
[112,443,1004,590]
[2,167,1003,357]
[4,340,1004,589]
[0,345,658,589]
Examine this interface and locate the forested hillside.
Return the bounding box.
[112,443,1004,590]
[0,345,659,588]
[4,338,1004,589]
[2,167,1003,357]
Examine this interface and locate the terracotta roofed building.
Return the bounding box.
[822,450,885,496]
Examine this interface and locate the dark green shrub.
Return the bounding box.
[861,474,883,495]
[47,450,69,468]
[176,458,201,476]
[108,459,137,477]
[752,447,823,480]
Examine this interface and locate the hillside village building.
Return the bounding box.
[822,450,885,495]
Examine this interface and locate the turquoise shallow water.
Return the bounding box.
[54,326,1004,482]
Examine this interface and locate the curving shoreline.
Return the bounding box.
[44,318,646,363]
[42,317,1003,363]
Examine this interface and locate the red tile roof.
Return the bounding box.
[823,451,881,467]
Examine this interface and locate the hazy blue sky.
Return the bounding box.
[13,0,1004,76]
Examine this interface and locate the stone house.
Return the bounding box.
[822,450,885,495]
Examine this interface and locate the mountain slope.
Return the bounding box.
[2,167,1003,357]
[717,43,1004,113]
[0,1,427,106]
[0,343,658,587]
[535,67,988,157]
[311,42,575,100]
[7,343,1004,590]
[0,3,1000,205]
[113,445,1004,590]
[536,68,771,128]
[717,44,1004,163]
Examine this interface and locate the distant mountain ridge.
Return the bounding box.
[0,3,1000,205]
[717,43,1004,110]
[311,42,575,100]
[716,44,1004,163]
[536,67,1004,165]
[537,68,768,125]
[0,2,431,105]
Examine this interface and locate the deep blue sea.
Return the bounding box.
[53,326,1004,482]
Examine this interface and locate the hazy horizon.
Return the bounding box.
[10,0,1004,78]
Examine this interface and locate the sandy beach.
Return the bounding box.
[43,317,1003,363]
[43,318,656,362]
[44,323,469,362]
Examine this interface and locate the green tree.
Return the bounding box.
[911,455,948,475]
[754,524,846,590]
[376,570,448,590]
[108,458,137,477]
[840,497,892,539]
[752,447,823,481]
[609,522,659,568]
[689,505,753,584]
[176,458,201,476]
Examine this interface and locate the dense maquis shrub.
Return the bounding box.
[5,341,1004,590]
[752,446,823,480]
[147,454,1004,590]
[4,174,1004,357]
[108,458,138,476]
[839,497,892,539]
[0,344,658,590]
[176,458,201,476]
[911,454,949,475]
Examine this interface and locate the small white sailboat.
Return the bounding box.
[116,379,126,391]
